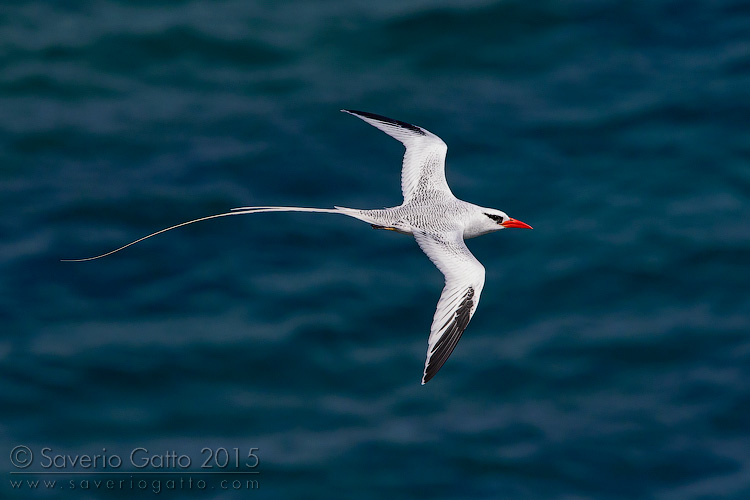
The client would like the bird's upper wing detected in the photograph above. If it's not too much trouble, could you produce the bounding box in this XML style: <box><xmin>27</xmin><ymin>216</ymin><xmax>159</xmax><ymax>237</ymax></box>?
<box><xmin>342</xmin><ymin>110</ymin><xmax>452</xmax><ymax>202</ymax></box>
<box><xmin>413</xmin><ymin>230</ymin><xmax>486</xmax><ymax>384</ymax></box>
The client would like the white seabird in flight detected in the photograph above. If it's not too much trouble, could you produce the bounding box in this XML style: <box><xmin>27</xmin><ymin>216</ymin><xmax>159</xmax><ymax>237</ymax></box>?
<box><xmin>66</xmin><ymin>110</ymin><xmax>532</xmax><ymax>384</ymax></box>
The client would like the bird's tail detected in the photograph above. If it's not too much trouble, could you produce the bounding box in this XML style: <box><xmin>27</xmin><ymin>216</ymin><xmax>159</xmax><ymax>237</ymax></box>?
<box><xmin>62</xmin><ymin>205</ymin><xmax>364</xmax><ymax>262</ymax></box>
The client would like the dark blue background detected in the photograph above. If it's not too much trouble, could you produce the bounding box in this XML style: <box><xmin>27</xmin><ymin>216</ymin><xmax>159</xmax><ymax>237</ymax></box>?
<box><xmin>2</xmin><ymin>1</ymin><xmax>749</xmax><ymax>499</ymax></box>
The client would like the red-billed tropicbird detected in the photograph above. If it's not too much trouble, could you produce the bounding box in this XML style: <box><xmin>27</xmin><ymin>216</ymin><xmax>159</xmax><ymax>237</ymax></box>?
<box><xmin>66</xmin><ymin>110</ymin><xmax>532</xmax><ymax>384</ymax></box>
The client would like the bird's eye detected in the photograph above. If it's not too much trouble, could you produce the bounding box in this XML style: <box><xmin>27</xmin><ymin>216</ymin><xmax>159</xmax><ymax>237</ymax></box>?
<box><xmin>485</xmin><ymin>213</ymin><xmax>504</xmax><ymax>224</ymax></box>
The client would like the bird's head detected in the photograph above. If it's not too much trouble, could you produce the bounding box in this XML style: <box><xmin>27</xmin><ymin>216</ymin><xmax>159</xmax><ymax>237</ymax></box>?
<box><xmin>482</xmin><ymin>209</ymin><xmax>533</xmax><ymax>230</ymax></box>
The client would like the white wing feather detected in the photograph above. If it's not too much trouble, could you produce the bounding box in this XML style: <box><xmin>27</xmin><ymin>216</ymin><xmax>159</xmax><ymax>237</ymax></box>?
<box><xmin>413</xmin><ymin>230</ymin><xmax>485</xmax><ymax>384</ymax></box>
<box><xmin>341</xmin><ymin>110</ymin><xmax>452</xmax><ymax>202</ymax></box>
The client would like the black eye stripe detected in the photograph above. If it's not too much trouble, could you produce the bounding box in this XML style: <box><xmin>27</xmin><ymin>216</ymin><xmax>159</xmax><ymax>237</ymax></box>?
<box><xmin>485</xmin><ymin>213</ymin><xmax>504</xmax><ymax>223</ymax></box>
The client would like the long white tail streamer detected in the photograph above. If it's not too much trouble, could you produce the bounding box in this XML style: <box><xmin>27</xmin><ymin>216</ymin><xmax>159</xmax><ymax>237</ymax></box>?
<box><xmin>62</xmin><ymin>206</ymin><xmax>345</xmax><ymax>262</ymax></box>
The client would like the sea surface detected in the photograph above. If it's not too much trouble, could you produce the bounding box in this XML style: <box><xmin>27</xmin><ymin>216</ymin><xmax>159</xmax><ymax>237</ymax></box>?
<box><xmin>1</xmin><ymin>1</ymin><xmax>749</xmax><ymax>499</ymax></box>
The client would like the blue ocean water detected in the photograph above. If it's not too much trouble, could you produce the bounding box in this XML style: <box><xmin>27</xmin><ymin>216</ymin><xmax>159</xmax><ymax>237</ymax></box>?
<box><xmin>1</xmin><ymin>1</ymin><xmax>749</xmax><ymax>498</ymax></box>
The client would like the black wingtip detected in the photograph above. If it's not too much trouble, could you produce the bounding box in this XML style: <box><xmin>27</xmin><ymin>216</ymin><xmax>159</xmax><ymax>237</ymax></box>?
<box><xmin>421</xmin><ymin>287</ymin><xmax>475</xmax><ymax>384</ymax></box>
<box><xmin>341</xmin><ymin>109</ymin><xmax>426</xmax><ymax>136</ymax></box>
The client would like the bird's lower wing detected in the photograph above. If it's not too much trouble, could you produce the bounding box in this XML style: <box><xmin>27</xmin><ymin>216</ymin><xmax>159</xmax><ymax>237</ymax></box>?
<box><xmin>413</xmin><ymin>230</ymin><xmax>486</xmax><ymax>384</ymax></box>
